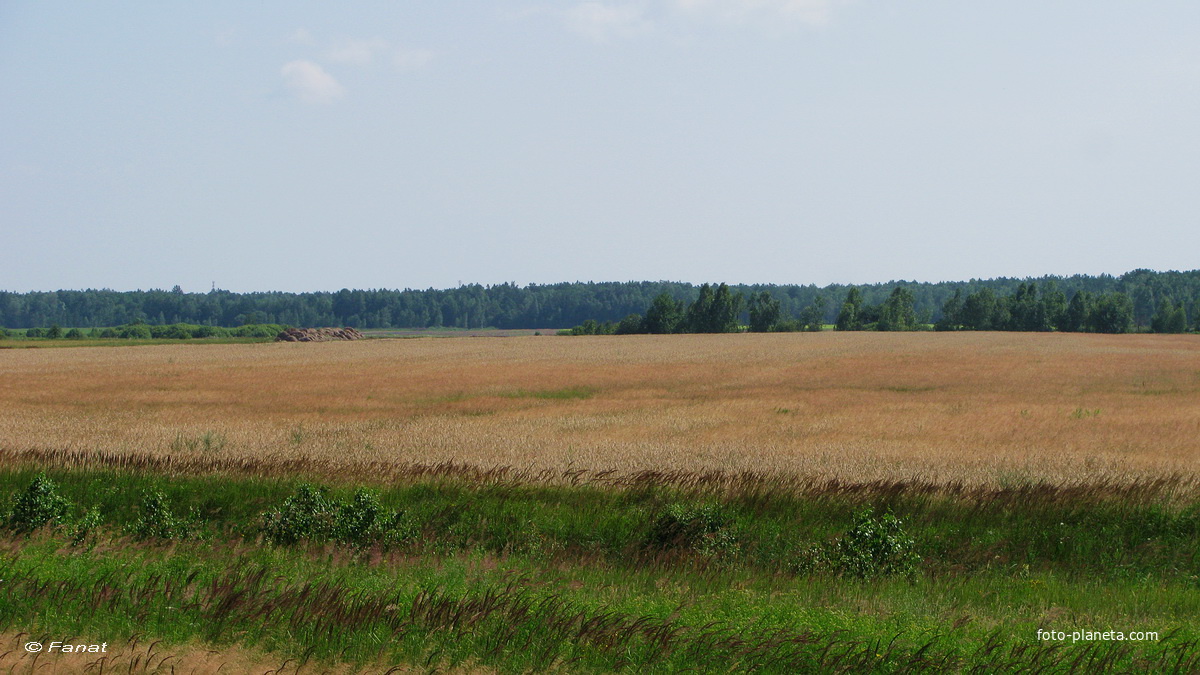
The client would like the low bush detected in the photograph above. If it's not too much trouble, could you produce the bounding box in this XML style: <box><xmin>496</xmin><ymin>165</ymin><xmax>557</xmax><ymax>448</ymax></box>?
<box><xmin>70</xmin><ymin>507</ymin><xmax>103</xmax><ymax>545</ymax></box>
<box><xmin>799</xmin><ymin>508</ymin><xmax>920</xmax><ymax>579</ymax></box>
<box><xmin>129</xmin><ymin>490</ymin><xmax>201</xmax><ymax>540</ymax></box>
<box><xmin>645</xmin><ymin>504</ymin><xmax>740</xmax><ymax>558</ymax></box>
<box><xmin>118</xmin><ymin>324</ymin><xmax>152</xmax><ymax>339</ymax></box>
<box><xmin>260</xmin><ymin>485</ymin><xmax>415</xmax><ymax>547</ymax></box>
<box><xmin>6</xmin><ymin>473</ymin><xmax>71</xmax><ymax>532</ymax></box>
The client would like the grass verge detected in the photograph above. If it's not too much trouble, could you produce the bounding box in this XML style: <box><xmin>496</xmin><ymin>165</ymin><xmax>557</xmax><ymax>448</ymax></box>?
<box><xmin>0</xmin><ymin>467</ymin><xmax>1196</xmax><ymax>672</ymax></box>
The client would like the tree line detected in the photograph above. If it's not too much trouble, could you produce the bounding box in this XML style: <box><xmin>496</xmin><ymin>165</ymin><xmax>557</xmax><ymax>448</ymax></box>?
<box><xmin>567</xmin><ymin>279</ymin><xmax>1193</xmax><ymax>335</ymax></box>
<box><xmin>1</xmin><ymin>269</ymin><xmax>1197</xmax><ymax>332</ymax></box>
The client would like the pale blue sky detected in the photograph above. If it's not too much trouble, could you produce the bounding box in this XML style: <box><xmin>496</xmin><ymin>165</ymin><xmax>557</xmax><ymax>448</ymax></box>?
<box><xmin>2</xmin><ymin>2</ymin><xmax>1198</xmax><ymax>292</ymax></box>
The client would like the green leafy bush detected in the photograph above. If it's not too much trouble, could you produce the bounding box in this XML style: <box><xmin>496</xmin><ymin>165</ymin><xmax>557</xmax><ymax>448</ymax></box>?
<box><xmin>70</xmin><ymin>507</ymin><xmax>103</xmax><ymax>545</ymax></box>
<box><xmin>118</xmin><ymin>324</ymin><xmax>152</xmax><ymax>339</ymax></box>
<box><xmin>799</xmin><ymin>508</ymin><xmax>920</xmax><ymax>579</ymax></box>
<box><xmin>129</xmin><ymin>490</ymin><xmax>200</xmax><ymax>540</ymax></box>
<box><xmin>7</xmin><ymin>473</ymin><xmax>71</xmax><ymax>532</ymax></box>
<box><xmin>231</xmin><ymin>324</ymin><xmax>287</xmax><ymax>338</ymax></box>
<box><xmin>152</xmin><ymin>324</ymin><xmax>195</xmax><ymax>339</ymax></box>
<box><xmin>261</xmin><ymin>485</ymin><xmax>337</xmax><ymax>545</ymax></box>
<box><xmin>260</xmin><ymin>485</ymin><xmax>414</xmax><ymax>547</ymax></box>
<box><xmin>645</xmin><ymin>504</ymin><xmax>740</xmax><ymax>557</ymax></box>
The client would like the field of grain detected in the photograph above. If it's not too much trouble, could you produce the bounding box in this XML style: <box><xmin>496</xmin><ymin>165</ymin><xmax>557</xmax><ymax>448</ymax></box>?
<box><xmin>1</xmin><ymin>332</ymin><xmax>1197</xmax><ymax>486</ymax></box>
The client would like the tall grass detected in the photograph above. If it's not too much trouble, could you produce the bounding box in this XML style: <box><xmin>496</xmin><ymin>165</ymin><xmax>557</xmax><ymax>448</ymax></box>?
<box><xmin>0</xmin><ymin>467</ymin><xmax>1197</xmax><ymax>671</ymax></box>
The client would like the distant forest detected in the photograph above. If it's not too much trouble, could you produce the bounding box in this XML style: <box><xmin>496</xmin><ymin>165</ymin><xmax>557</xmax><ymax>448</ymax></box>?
<box><xmin>1</xmin><ymin>269</ymin><xmax>1198</xmax><ymax>331</ymax></box>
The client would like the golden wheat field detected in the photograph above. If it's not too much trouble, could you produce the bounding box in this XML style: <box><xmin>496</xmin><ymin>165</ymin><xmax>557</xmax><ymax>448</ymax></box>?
<box><xmin>1</xmin><ymin>332</ymin><xmax>1198</xmax><ymax>487</ymax></box>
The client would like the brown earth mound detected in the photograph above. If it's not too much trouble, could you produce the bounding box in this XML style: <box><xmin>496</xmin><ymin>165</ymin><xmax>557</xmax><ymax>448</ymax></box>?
<box><xmin>275</xmin><ymin>327</ymin><xmax>365</xmax><ymax>342</ymax></box>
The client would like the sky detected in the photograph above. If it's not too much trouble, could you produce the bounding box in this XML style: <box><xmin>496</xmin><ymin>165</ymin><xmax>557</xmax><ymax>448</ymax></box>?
<box><xmin>2</xmin><ymin>1</ymin><xmax>1199</xmax><ymax>293</ymax></box>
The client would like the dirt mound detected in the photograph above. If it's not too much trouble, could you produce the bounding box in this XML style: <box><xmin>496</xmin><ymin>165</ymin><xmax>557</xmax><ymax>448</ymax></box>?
<box><xmin>275</xmin><ymin>327</ymin><xmax>365</xmax><ymax>342</ymax></box>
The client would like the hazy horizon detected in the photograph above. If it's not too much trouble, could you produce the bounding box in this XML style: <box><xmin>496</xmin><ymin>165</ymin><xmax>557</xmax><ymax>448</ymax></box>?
<box><xmin>4</xmin><ymin>265</ymin><xmax>1195</xmax><ymax>296</ymax></box>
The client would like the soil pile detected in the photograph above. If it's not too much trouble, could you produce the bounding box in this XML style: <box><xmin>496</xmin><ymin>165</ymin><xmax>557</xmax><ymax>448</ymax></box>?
<box><xmin>275</xmin><ymin>327</ymin><xmax>366</xmax><ymax>342</ymax></box>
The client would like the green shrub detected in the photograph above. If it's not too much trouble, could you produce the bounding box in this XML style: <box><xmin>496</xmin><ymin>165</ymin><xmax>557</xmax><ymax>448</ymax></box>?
<box><xmin>118</xmin><ymin>324</ymin><xmax>152</xmax><ymax>339</ymax></box>
<box><xmin>261</xmin><ymin>484</ymin><xmax>338</xmax><ymax>545</ymax></box>
<box><xmin>99</xmin><ymin>327</ymin><xmax>118</xmax><ymax>338</ymax></box>
<box><xmin>64</xmin><ymin>328</ymin><xmax>85</xmax><ymax>339</ymax></box>
<box><xmin>645</xmin><ymin>504</ymin><xmax>740</xmax><ymax>557</ymax></box>
<box><xmin>129</xmin><ymin>490</ymin><xmax>199</xmax><ymax>540</ymax></box>
<box><xmin>7</xmin><ymin>473</ymin><xmax>72</xmax><ymax>532</ymax></box>
<box><xmin>567</xmin><ymin>319</ymin><xmax>618</xmax><ymax>336</ymax></box>
<box><xmin>260</xmin><ymin>485</ymin><xmax>414</xmax><ymax>547</ymax></box>
<box><xmin>70</xmin><ymin>507</ymin><xmax>103</xmax><ymax>546</ymax></box>
<box><xmin>152</xmin><ymin>324</ymin><xmax>194</xmax><ymax>339</ymax></box>
<box><xmin>799</xmin><ymin>508</ymin><xmax>920</xmax><ymax>579</ymax></box>
<box><xmin>46</xmin><ymin>324</ymin><xmax>63</xmax><ymax>339</ymax></box>
<box><xmin>25</xmin><ymin>327</ymin><xmax>45</xmax><ymax>338</ymax></box>
<box><xmin>833</xmin><ymin>509</ymin><xmax>919</xmax><ymax>578</ymax></box>
<box><xmin>0</xmin><ymin>328</ymin><xmax>9</xmax><ymax>339</ymax></box>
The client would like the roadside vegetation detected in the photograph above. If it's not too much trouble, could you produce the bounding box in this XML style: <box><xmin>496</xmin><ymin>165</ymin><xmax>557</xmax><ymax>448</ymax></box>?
<box><xmin>0</xmin><ymin>466</ymin><xmax>1197</xmax><ymax>672</ymax></box>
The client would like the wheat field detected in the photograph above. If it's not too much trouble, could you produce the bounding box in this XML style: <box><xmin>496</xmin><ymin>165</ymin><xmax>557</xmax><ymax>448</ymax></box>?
<box><xmin>1</xmin><ymin>332</ymin><xmax>1197</xmax><ymax>487</ymax></box>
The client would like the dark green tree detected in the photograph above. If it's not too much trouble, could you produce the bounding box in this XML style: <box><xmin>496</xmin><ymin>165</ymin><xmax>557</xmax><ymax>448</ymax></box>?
<box><xmin>835</xmin><ymin>288</ymin><xmax>863</xmax><ymax>331</ymax></box>
<box><xmin>1041</xmin><ymin>281</ymin><xmax>1068</xmax><ymax>329</ymax></box>
<box><xmin>1150</xmin><ymin>299</ymin><xmax>1188</xmax><ymax>334</ymax></box>
<box><xmin>1087</xmin><ymin>292</ymin><xmax>1135</xmax><ymax>334</ymax></box>
<box><xmin>747</xmin><ymin>292</ymin><xmax>781</xmax><ymax>333</ymax></box>
<box><xmin>615</xmin><ymin>313</ymin><xmax>645</xmax><ymax>335</ymax></box>
<box><xmin>643</xmin><ymin>293</ymin><xmax>685</xmax><ymax>334</ymax></box>
<box><xmin>684</xmin><ymin>283</ymin><xmax>743</xmax><ymax>333</ymax></box>
<box><xmin>684</xmin><ymin>284</ymin><xmax>715</xmax><ymax>333</ymax></box>
<box><xmin>960</xmin><ymin>289</ymin><xmax>997</xmax><ymax>330</ymax></box>
<box><xmin>935</xmin><ymin>289</ymin><xmax>963</xmax><ymax>331</ymax></box>
<box><xmin>1061</xmin><ymin>291</ymin><xmax>1093</xmax><ymax>332</ymax></box>
<box><xmin>1008</xmin><ymin>283</ymin><xmax>1050</xmax><ymax>331</ymax></box>
<box><xmin>799</xmin><ymin>295</ymin><xmax>828</xmax><ymax>332</ymax></box>
<box><xmin>876</xmin><ymin>287</ymin><xmax>918</xmax><ymax>331</ymax></box>
<box><xmin>708</xmin><ymin>283</ymin><xmax>744</xmax><ymax>333</ymax></box>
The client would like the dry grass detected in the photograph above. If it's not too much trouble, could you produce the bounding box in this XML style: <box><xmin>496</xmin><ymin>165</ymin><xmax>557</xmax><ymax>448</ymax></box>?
<box><xmin>0</xmin><ymin>332</ymin><xmax>1197</xmax><ymax>487</ymax></box>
